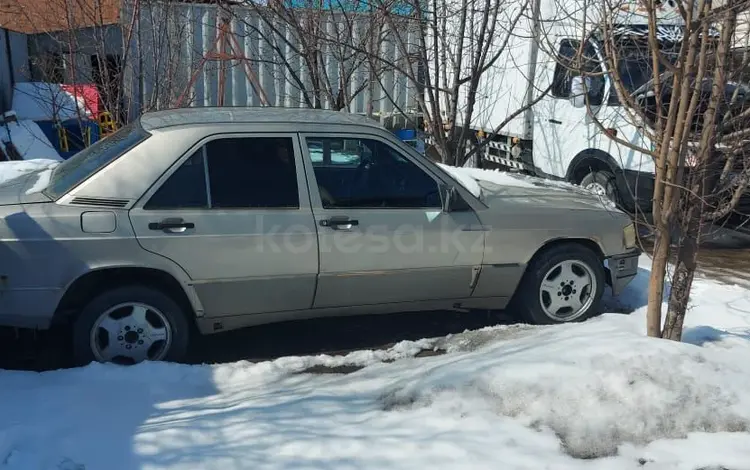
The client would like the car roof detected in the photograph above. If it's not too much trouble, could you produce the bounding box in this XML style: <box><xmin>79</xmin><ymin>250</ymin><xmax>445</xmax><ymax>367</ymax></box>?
<box><xmin>139</xmin><ymin>107</ymin><xmax>385</xmax><ymax>132</ymax></box>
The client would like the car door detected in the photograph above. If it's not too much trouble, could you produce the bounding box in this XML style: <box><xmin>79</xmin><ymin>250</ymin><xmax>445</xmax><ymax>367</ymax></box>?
<box><xmin>129</xmin><ymin>133</ymin><xmax>319</xmax><ymax>317</ymax></box>
<box><xmin>298</xmin><ymin>133</ymin><xmax>485</xmax><ymax>309</ymax></box>
<box><xmin>532</xmin><ymin>37</ymin><xmax>606</xmax><ymax>178</ymax></box>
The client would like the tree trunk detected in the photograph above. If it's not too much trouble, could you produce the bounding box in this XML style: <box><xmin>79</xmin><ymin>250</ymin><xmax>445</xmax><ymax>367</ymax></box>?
<box><xmin>646</xmin><ymin>224</ymin><xmax>670</xmax><ymax>337</ymax></box>
<box><xmin>662</xmin><ymin>180</ymin><xmax>702</xmax><ymax>341</ymax></box>
<box><xmin>437</xmin><ymin>143</ymin><xmax>454</xmax><ymax>165</ymax></box>
<box><xmin>661</xmin><ymin>238</ymin><xmax>698</xmax><ymax>341</ymax></box>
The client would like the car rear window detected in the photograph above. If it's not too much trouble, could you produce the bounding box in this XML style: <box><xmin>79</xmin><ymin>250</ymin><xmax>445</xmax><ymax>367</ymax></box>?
<box><xmin>44</xmin><ymin>120</ymin><xmax>150</xmax><ymax>199</ymax></box>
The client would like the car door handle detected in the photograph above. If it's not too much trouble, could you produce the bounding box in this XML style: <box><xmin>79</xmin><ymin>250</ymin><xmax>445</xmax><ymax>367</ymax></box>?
<box><xmin>148</xmin><ymin>218</ymin><xmax>195</xmax><ymax>233</ymax></box>
<box><xmin>320</xmin><ymin>216</ymin><xmax>359</xmax><ymax>230</ymax></box>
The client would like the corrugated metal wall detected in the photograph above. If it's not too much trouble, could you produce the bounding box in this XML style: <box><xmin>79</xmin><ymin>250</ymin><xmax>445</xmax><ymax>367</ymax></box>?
<box><xmin>122</xmin><ymin>1</ymin><xmax>419</xmax><ymax>119</ymax></box>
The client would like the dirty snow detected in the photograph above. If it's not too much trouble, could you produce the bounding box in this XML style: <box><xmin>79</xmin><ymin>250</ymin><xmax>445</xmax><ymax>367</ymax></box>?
<box><xmin>2</xmin><ymin>255</ymin><xmax>750</xmax><ymax>469</ymax></box>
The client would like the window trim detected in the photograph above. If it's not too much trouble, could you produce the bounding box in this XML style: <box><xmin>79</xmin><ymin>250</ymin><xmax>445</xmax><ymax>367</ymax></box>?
<box><xmin>298</xmin><ymin>132</ymin><xmax>446</xmax><ymax>211</ymax></box>
<box><xmin>551</xmin><ymin>38</ymin><xmax>579</xmax><ymax>99</ymax></box>
<box><xmin>136</xmin><ymin>132</ymin><xmax>309</xmax><ymax>212</ymax></box>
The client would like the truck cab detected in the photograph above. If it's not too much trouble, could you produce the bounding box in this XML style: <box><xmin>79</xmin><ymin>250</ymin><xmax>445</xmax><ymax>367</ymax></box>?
<box><xmin>476</xmin><ymin>0</ymin><xmax>728</xmax><ymax>216</ymax></box>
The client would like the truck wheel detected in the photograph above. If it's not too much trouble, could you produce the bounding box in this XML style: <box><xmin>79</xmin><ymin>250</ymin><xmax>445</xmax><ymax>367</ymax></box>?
<box><xmin>72</xmin><ymin>285</ymin><xmax>190</xmax><ymax>366</ymax></box>
<box><xmin>580</xmin><ymin>170</ymin><xmax>618</xmax><ymax>205</ymax></box>
<box><xmin>513</xmin><ymin>244</ymin><xmax>606</xmax><ymax>325</ymax></box>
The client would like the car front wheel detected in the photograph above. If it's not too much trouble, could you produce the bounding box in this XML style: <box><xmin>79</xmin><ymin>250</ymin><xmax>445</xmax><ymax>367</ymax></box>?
<box><xmin>580</xmin><ymin>170</ymin><xmax>618</xmax><ymax>205</ymax></box>
<box><xmin>514</xmin><ymin>244</ymin><xmax>606</xmax><ymax>325</ymax></box>
<box><xmin>72</xmin><ymin>286</ymin><xmax>190</xmax><ymax>366</ymax></box>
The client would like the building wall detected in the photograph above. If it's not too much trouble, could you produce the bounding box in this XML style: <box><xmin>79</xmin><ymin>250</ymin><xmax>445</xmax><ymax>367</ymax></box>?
<box><xmin>122</xmin><ymin>1</ymin><xmax>419</xmax><ymax>121</ymax></box>
<box><xmin>0</xmin><ymin>28</ymin><xmax>30</xmax><ymax>112</ymax></box>
<box><xmin>27</xmin><ymin>24</ymin><xmax>123</xmax><ymax>85</ymax></box>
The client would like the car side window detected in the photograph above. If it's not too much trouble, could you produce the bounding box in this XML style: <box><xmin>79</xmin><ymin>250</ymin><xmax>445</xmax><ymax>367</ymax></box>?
<box><xmin>304</xmin><ymin>136</ymin><xmax>441</xmax><ymax>209</ymax></box>
<box><xmin>307</xmin><ymin>138</ymin><xmax>370</xmax><ymax>167</ymax></box>
<box><xmin>145</xmin><ymin>136</ymin><xmax>299</xmax><ymax>210</ymax></box>
<box><xmin>145</xmin><ymin>150</ymin><xmax>208</xmax><ymax>209</ymax></box>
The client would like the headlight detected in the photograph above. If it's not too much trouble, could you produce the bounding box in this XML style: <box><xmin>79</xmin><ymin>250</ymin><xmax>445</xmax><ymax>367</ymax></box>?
<box><xmin>623</xmin><ymin>222</ymin><xmax>637</xmax><ymax>249</ymax></box>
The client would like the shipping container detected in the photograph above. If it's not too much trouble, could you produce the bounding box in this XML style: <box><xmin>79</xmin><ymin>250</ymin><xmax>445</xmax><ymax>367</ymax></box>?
<box><xmin>121</xmin><ymin>1</ymin><xmax>420</xmax><ymax>121</ymax></box>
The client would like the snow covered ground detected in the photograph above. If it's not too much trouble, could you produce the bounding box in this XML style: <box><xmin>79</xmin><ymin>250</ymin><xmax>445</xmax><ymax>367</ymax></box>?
<box><xmin>2</xmin><ymin>256</ymin><xmax>750</xmax><ymax>470</ymax></box>
<box><xmin>1</xmin><ymin>161</ymin><xmax>750</xmax><ymax>469</ymax></box>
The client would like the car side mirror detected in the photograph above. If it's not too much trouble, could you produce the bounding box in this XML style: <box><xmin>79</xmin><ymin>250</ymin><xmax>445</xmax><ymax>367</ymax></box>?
<box><xmin>439</xmin><ymin>184</ymin><xmax>457</xmax><ymax>213</ymax></box>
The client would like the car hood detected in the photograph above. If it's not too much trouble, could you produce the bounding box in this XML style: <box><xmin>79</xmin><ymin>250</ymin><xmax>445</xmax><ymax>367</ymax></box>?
<box><xmin>473</xmin><ymin>173</ymin><xmax>617</xmax><ymax>212</ymax></box>
<box><xmin>0</xmin><ymin>169</ymin><xmax>54</xmax><ymax>206</ymax></box>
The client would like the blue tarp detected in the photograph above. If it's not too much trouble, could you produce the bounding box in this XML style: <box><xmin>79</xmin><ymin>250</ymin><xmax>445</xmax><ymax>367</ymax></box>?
<box><xmin>35</xmin><ymin>120</ymin><xmax>101</xmax><ymax>160</ymax></box>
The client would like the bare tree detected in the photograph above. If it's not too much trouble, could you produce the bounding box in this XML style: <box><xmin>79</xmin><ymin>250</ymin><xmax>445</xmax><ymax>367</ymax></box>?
<box><xmin>1</xmin><ymin>0</ymin><xmax>201</xmax><ymax>128</ymax></box>
<box><xmin>567</xmin><ymin>0</ymin><xmax>750</xmax><ymax>340</ymax></box>
<box><xmin>224</xmin><ymin>0</ymin><xmax>390</xmax><ymax>111</ymax></box>
<box><xmin>121</xmin><ymin>0</ymin><xmax>204</xmax><ymax>117</ymax></box>
<box><xmin>345</xmin><ymin>0</ymin><xmax>553</xmax><ymax>165</ymax></box>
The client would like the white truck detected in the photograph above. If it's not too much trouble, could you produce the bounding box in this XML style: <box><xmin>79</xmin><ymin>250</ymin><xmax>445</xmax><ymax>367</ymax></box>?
<box><xmin>459</xmin><ymin>0</ymin><xmax>725</xmax><ymax>215</ymax></box>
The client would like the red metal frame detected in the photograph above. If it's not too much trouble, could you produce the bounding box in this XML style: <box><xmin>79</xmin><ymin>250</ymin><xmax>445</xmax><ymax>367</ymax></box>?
<box><xmin>176</xmin><ymin>15</ymin><xmax>270</xmax><ymax>108</ymax></box>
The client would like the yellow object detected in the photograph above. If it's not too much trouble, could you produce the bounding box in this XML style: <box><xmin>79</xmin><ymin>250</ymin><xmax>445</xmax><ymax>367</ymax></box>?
<box><xmin>511</xmin><ymin>136</ymin><xmax>520</xmax><ymax>144</ymax></box>
<box><xmin>57</xmin><ymin>124</ymin><xmax>69</xmax><ymax>152</ymax></box>
<box><xmin>98</xmin><ymin>112</ymin><xmax>116</xmax><ymax>136</ymax></box>
<box><xmin>477</xmin><ymin>129</ymin><xmax>485</xmax><ymax>139</ymax></box>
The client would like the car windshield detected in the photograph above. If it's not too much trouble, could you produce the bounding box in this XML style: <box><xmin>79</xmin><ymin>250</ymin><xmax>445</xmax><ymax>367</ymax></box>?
<box><xmin>44</xmin><ymin>120</ymin><xmax>150</xmax><ymax>199</ymax></box>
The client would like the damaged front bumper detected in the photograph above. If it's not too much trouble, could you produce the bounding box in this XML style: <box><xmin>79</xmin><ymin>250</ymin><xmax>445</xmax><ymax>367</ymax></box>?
<box><xmin>607</xmin><ymin>248</ymin><xmax>641</xmax><ymax>296</ymax></box>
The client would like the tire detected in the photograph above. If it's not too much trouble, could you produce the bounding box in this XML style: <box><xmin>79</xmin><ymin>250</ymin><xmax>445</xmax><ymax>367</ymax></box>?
<box><xmin>512</xmin><ymin>244</ymin><xmax>606</xmax><ymax>325</ymax></box>
<box><xmin>580</xmin><ymin>170</ymin><xmax>618</xmax><ymax>205</ymax></box>
<box><xmin>72</xmin><ymin>285</ymin><xmax>190</xmax><ymax>366</ymax></box>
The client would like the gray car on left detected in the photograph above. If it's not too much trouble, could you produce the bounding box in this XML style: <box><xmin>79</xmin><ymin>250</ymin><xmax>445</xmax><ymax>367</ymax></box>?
<box><xmin>0</xmin><ymin>107</ymin><xmax>639</xmax><ymax>366</ymax></box>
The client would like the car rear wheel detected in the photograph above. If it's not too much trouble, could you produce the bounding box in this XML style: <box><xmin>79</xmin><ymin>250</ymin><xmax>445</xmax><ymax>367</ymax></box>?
<box><xmin>72</xmin><ymin>286</ymin><xmax>190</xmax><ymax>366</ymax></box>
<box><xmin>514</xmin><ymin>244</ymin><xmax>606</xmax><ymax>325</ymax></box>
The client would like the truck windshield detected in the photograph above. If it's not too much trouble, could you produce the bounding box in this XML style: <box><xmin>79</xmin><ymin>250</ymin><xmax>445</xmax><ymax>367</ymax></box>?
<box><xmin>612</xmin><ymin>40</ymin><xmax>679</xmax><ymax>97</ymax></box>
<box><xmin>44</xmin><ymin>120</ymin><xmax>150</xmax><ymax>200</ymax></box>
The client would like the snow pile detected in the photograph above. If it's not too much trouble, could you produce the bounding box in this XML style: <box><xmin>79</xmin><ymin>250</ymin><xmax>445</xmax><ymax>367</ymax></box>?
<box><xmin>458</xmin><ymin>166</ymin><xmax>541</xmax><ymax>190</ymax></box>
<box><xmin>1</xmin><ymin>119</ymin><xmax>62</xmax><ymax>162</ymax></box>
<box><xmin>438</xmin><ymin>163</ymin><xmax>532</xmax><ymax>196</ymax></box>
<box><xmin>12</xmin><ymin>83</ymin><xmax>91</xmax><ymax>122</ymax></box>
<box><xmin>439</xmin><ymin>164</ymin><xmax>618</xmax><ymax>209</ymax></box>
<box><xmin>3</xmin><ymin>256</ymin><xmax>750</xmax><ymax>469</ymax></box>
<box><xmin>0</xmin><ymin>159</ymin><xmax>59</xmax><ymax>187</ymax></box>
<box><xmin>381</xmin><ymin>320</ymin><xmax>750</xmax><ymax>459</ymax></box>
